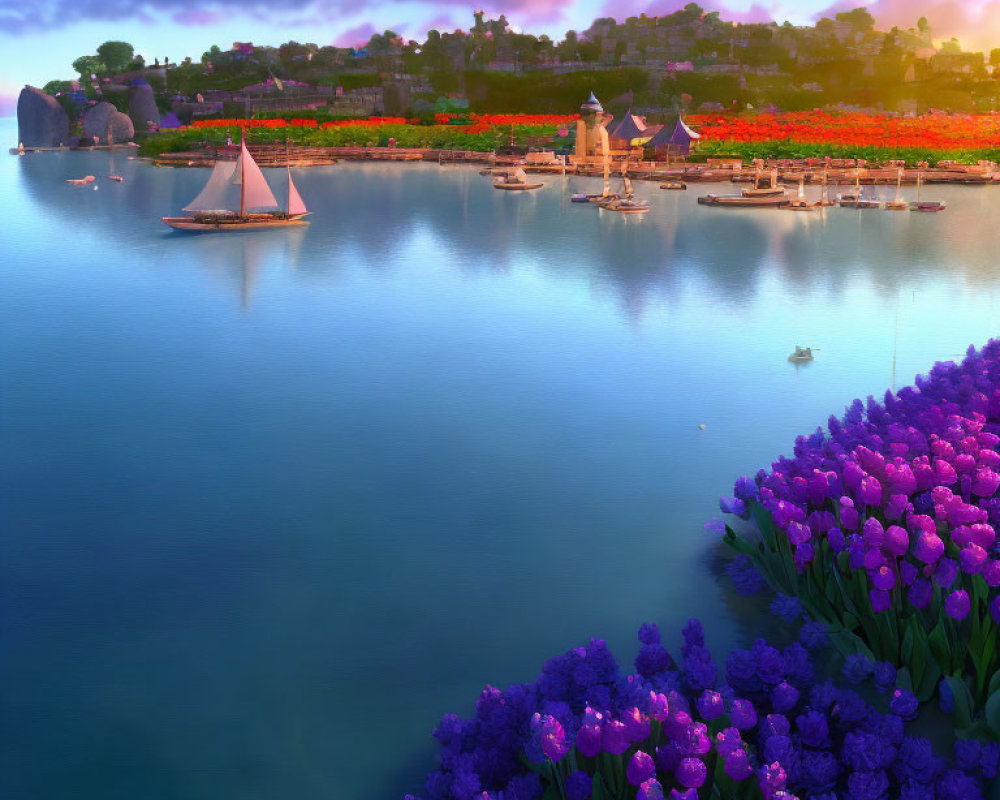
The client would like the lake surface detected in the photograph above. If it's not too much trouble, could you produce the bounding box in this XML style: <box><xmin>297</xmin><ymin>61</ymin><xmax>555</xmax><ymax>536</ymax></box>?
<box><xmin>3</xmin><ymin>120</ymin><xmax>1000</xmax><ymax>799</ymax></box>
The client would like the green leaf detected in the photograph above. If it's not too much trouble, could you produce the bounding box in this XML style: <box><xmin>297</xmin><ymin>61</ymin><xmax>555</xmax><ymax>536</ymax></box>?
<box><xmin>916</xmin><ymin>660</ymin><xmax>942</xmax><ymax>703</ymax></box>
<box><xmin>928</xmin><ymin>619</ymin><xmax>951</xmax><ymax>673</ymax></box>
<box><xmin>896</xmin><ymin>666</ymin><xmax>914</xmax><ymax>693</ymax></box>
<box><xmin>986</xmin><ymin>688</ymin><xmax>1000</xmax><ymax>735</ymax></box>
<box><xmin>987</xmin><ymin>667</ymin><xmax>1000</xmax><ymax>700</ymax></box>
<box><xmin>945</xmin><ymin>675</ymin><xmax>975</xmax><ymax>730</ymax></box>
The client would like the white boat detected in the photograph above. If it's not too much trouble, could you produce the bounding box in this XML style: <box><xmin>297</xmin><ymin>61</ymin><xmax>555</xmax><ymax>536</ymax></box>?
<box><xmin>162</xmin><ymin>132</ymin><xmax>310</xmax><ymax>231</ymax></box>
<box><xmin>493</xmin><ymin>167</ymin><xmax>542</xmax><ymax>190</ymax></box>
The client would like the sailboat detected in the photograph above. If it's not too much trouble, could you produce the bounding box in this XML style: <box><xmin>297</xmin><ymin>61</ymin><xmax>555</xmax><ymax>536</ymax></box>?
<box><xmin>162</xmin><ymin>132</ymin><xmax>310</xmax><ymax>231</ymax></box>
<box><xmin>910</xmin><ymin>170</ymin><xmax>946</xmax><ymax>212</ymax></box>
<box><xmin>599</xmin><ymin>164</ymin><xmax>649</xmax><ymax>214</ymax></box>
<box><xmin>839</xmin><ymin>166</ymin><xmax>880</xmax><ymax>208</ymax></box>
<box><xmin>784</xmin><ymin>176</ymin><xmax>819</xmax><ymax>210</ymax></box>
<box><xmin>573</xmin><ymin>126</ymin><xmax>619</xmax><ymax>204</ymax></box>
<box><xmin>884</xmin><ymin>168</ymin><xmax>908</xmax><ymax>210</ymax></box>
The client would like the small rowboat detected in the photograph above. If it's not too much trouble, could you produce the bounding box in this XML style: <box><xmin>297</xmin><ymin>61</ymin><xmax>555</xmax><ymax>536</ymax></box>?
<box><xmin>789</xmin><ymin>346</ymin><xmax>814</xmax><ymax>363</ymax></box>
<box><xmin>108</xmin><ymin>175</ymin><xmax>124</xmax><ymax>182</ymax></box>
<box><xmin>494</xmin><ymin>180</ymin><xmax>542</xmax><ymax>191</ymax></box>
<box><xmin>660</xmin><ymin>181</ymin><xmax>687</xmax><ymax>190</ymax></box>
<box><xmin>601</xmin><ymin>196</ymin><xmax>650</xmax><ymax>214</ymax></box>
<box><xmin>67</xmin><ymin>175</ymin><xmax>96</xmax><ymax>186</ymax></box>
<box><xmin>912</xmin><ymin>201</ymin><xmax>946</xmax><ymax>212</ymax></box>
<box><xmin>493</xmin><ymin>168</ymin><xmax>542</xmax><ymax>191</ymax></box>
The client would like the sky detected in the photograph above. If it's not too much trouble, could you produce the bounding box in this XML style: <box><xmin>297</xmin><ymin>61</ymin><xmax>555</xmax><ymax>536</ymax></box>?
<box><xmin>4</xmin><ymin>0</ymin><xmax>1000</xmax><ymax>115</ymax></box>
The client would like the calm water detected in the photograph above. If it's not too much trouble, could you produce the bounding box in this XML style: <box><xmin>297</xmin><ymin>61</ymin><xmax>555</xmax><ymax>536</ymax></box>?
<box><xmin>3</xmin><ymin>119</ymin><xmax>1000</xmax><ymax>799</ymax></box>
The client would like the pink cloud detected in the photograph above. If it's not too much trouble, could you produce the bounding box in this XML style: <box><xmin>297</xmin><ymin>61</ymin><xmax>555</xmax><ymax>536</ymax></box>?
<box><xmin>814</xmin><ymin>0</ymin><xmax>1000</xmax><ymax>52</ymax></box>
<box><xmin>171</xmin><ymin>8</ymin><xmax>220</xmax><ymax>25</ymax></box>
<box><xmin>0</xmin><ymin>93</ymin><xmax>17</xmax><ymax>117</ymax></box>
<box><xmin>599</xmin><ymin>0</ymin><xmax>789</xmax><ymax>24</ymax></box>
<box><xmin>332</xmin><ymin>22</ymin><xmax>376</xmax><ymax>48</ymax></box>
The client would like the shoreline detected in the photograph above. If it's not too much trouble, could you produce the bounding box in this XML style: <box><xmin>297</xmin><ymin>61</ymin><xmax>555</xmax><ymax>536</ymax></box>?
<box><xmin>15</xmin><ymin>142</ymin><xmax>1000</xmax><ymax>185</ymax></box>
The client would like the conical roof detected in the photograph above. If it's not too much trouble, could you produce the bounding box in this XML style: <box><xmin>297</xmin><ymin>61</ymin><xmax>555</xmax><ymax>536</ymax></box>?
<box><xmin>608</xmin><ymin>108</ymin><xmax>647</xmax><ymax>144</ymax></box>
<box><xmin>580</xmin><ymin>91</ymin><xmax>603</xmax><ymax>114</ymax></box>
<box><xmin>670</xmin><ymin>114</ymin><xmax>700</xmax><ymax>144</ymax></box>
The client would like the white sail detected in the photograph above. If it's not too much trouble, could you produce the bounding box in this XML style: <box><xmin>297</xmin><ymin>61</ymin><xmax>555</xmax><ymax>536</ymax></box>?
<box><xmin>184</xmin><ymin>160</ymin><xmax>239</xmax><ymax>213</ymax></box>
<box><xmin>231</xmin><ymin>138</ymin><xmax>279</xmax><ymax>212</ymax></box>
<box><xmin>286</xmin><ymin>167</ymin><xmax>307</xmax><ymax>216</ymax></box>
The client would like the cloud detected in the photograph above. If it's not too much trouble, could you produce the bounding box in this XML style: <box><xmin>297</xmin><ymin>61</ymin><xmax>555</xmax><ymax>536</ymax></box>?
<box><xmin>332</xmin><ymin>22</ymin><xmax>376</xmax><ymax>48</ymax></box>
<box><xmin>814</xmin><ymin>0</ymin><xmax>1000</xmax><ymax>52</ymax></box>
<box><xmin>172</xmin><ymin>8</ymin><xmax>220</xmax><ymax>25</ymax></box>
<box><xmin>0</xmin><ymin>0</ymin><xmax>571</xmax><ymax>34</ymax></box>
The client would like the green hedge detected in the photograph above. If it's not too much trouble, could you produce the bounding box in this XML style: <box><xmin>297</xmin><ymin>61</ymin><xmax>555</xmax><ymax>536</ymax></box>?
<box><xmin>690</xmin><ymin>139</ymin><xmax>1000</xmax><ymax>166</ymax></box>
<box><xmin>139</xmin><ymin>123</ymin><xmax>562</xmax><ymax>156</ymax></box>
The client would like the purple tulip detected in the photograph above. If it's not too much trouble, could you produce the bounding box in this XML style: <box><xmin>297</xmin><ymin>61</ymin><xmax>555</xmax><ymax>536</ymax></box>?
<box><xmin>724</xmin><ymin>748</ymin><xmax>753</xmax><ymax>780</ymax></box>
<box><xmin>890</xmin><ymin>689</ymin><xmax>919</xmax><ymax>719</ymax></box>
<box><xmin>870</xmin><ymin>565</ymin><xmax>895</xmax><ymax>591</ymax></box>
<box><xmin>730</xmin><ymin>699</ymin><xmax>757</xmax><ymax>730</ymax></box>
<box><xmin>675</xmin><ymin>757</ymin><xmax>707</xmax><ymax>789</ymax></box>
<box><xmin>908</xmin><ymin>578</ymin><xmax>933</xmax><ymax>610</ymax></box>
<box><xmin>933</xmin><ymin>557</ymin><xmax>959</xmax><ymax>587</ymax></box>
<box><xmin>960</xmin><ymin>544</ymin><xmax>987</xmax><ymax>575</ymax></box>
<box><xmin>649</xmin><ymin>692</ymin><xmax>669</xmax><ymax>722</ymax></box>
<box><xmin>538</xmin><ymin>715</ymin><xmax>568</xmax><ymax>761</ymax></box>
<box><xmin>827</xmin><ymin>526</ymin><xmax>845</xmax><ymax>552</ymax></box>
<box><xmin>696</xmin><ymin>690</ymin><xmax>724</xmax><ymax>721</ymax></box>
<box><xmin>758</xmin><ymin>762</ymin><xmax>787</xmax><ymax>799</ymax></box>
<box><xmin>900</xmin><ymin>560</ymin><xmax>918</xmax><ymax>586</ymax></box>
<box><xmin>839</xmin><ymin>497</ymin><xmax>859</xmax><ymax>530</ymax></box>
<box><xmin>627</xmin><ymin>750</ymin><xmax>656</xmax><ymax>786</ymax></box>
<box><xmin>714</xmin><ymin>727</ymin><xmax>743</xmax><ymax>757</ymax></box>
<box><xmin>859</xmin><ymin>475</ymin><xmax>883</xmax><ymax>506</ymax></box>
<box><xmin>770</xmin><ymin>681</ymin><xmax>799</xmax><ymax>714</ymax></box>
<box><xmin>870</xmin><ymin>588</ymin><xmax>891</xmax><ymax>613</ymax></box>
<box><xmin>884</xmin><ymin>524</ymin><xmax>909</xmax><ymax>556</ymax></box>
<box><xmin>602</xmin><ymin>719</ymin><xmax>629</xmax><ymax>755</ymax></box>
<box><xmin>637</xmin><ymin>778</ymin><xmax>664</xmax><ymax>800</ymax></box>
<box><xmin>886</xmin><ymin>493</ymin><xmax>910</xmax><ymax>521</ymax></box>
<box><xmin>945</xmin><ymin>590</ymin><xmax>970</xmax><ymax>621</ymax></box>
<box><xmin>914</xmin><ymin>532</ymin><xmax>945</xmax><ymax>564</ymax></box>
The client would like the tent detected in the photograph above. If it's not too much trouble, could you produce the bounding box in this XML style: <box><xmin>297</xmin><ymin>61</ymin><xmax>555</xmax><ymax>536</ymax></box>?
<box><xmin>607</xmin><ymin>108</ymin><xmax>647</xmax><ymax>146</ymax></box>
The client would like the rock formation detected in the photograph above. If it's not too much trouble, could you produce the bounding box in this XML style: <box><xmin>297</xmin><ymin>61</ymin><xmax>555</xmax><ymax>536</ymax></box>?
<box><xmin>17</xmin><ymin>86</ymin><xmax>70</xmax><ymax>148</ymax></box>
<box><xmin>81</xmin><ymin>102</ymin><xmax>134</xmax><ymax>142</ymax></box>
<box><xmin>128</xmin><ymin>79</ymin><xmax>160</xmax><ymax>132</ymax></box>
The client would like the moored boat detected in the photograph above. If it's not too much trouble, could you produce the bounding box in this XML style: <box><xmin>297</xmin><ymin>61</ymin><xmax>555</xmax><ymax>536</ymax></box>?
<box><xmin>788</xmin><ymin>346</ymin><xmax>814</xmax><ymax>363</ymax></box>
<box><xmin>162</xmin><ymin>132</ymin><xmax>310</xmax><ymax>231</ymax></box>
<box><xmin>909</xmin><ymin>171</ymin><xmax>945</xmax><ymax>212</ymax></box>
<box><xmin>493</xmin><ymin>168</ymin><xmax>542</xmax><ymax>190</ymax></box>
<box><xmin>660</xmin><ymin>181</ymin><xmax>687</xmax><ymax>190</ymax></box>
<box><xmin>698</xmin><ymin>193</ymin><xmax>788</xmax><ymax>208</ymax></box>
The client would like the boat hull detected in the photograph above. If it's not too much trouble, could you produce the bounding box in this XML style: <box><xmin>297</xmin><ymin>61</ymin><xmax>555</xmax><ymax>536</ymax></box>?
<box><xmin>698</xmin><ymin>194</ymin><xmax>788</xmax><ymax>208</ymax></box>
<box><xmin>493</xmin><ymin>182</ymin><xmax>543</xmax><ymax>190</ymax></box>
<box><xmin>162</xmin><ymin>216</ymin><xmax>310</xmax><ymax>231</ymax></box>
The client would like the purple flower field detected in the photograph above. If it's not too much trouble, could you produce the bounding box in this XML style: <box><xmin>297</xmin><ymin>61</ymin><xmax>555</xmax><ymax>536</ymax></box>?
<box><xmin>407</xmin><ymin>341</ymin><xmax>1000</xmax><ymax>799</ymax></box>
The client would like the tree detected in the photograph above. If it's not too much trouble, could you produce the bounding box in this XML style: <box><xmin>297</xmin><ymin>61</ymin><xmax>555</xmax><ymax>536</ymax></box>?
<box><xmin>990</xmin><ymin>48</ymin><xmax>1000</xmax><ymax>68</ymax></box>
<box><xmin>72</xmin><ymin>55</ymin><xmax>106</xmax><ymax>78</ymax></box>
<box><xmin>835</xmin><ymin>8</ymin><xmax>875</xmax><ymax>33</ymax></box>
<box><xmin>96</xmin><ymin>41</ymin><xmax>135</xmax><ymax>74</ymax></box>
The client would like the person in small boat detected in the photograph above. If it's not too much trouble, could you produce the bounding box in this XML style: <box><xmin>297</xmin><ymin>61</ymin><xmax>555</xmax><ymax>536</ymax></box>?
<box><xmin>792</xmin><ymin>346</ymin><xmax>812</xmax><ymax>359</ymax></box>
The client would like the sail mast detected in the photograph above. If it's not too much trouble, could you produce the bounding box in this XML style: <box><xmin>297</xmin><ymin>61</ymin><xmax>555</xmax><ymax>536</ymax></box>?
<box><xmin>240</xmin><ymin>129</ymin><xmax>246</xmax><ymax>216</ymax></box>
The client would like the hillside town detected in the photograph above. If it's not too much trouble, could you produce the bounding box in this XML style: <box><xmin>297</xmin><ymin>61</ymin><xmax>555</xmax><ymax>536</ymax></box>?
<box><xmin>19</xmin><ymin>3</ymin><xmax>1000</xmax><ymax>144</ymax></box>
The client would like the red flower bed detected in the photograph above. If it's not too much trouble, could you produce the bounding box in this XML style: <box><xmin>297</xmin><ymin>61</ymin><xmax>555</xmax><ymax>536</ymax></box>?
<box><xmin>684</xmin><ymin>112</ymin><xmax>1000</xmax><ymax>151</ymax></box>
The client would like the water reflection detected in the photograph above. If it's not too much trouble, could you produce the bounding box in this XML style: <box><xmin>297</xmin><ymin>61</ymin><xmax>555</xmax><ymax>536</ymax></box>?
<box><xmin>16</xmin><ymin>157</ymin><xmax>1000</xmax><ymax>316</ymax></box>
